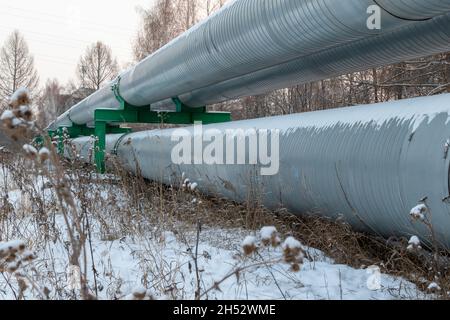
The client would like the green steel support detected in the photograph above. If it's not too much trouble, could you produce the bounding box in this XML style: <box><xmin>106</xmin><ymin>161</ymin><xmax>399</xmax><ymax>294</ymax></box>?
<box><xmin>172</xmin><ymin>97</ymin><xmax>206</xmax><ymax>113</ymax></box>
<box><xmin>92</xmin><ymin>101</ymin><xmax>230</xmax><ymax>173</ymax></box>
<box><xmin>33</xmin><ymin>135</ymin><xmax>44</xmax><ymax>149</ymax></box>
<box><xmin>52</xmin><ymin>124</ymin><xmax>130</xmax><ymax>157</ymax></box>
<box><xmin>95</xmin><ymin>121</ymin><xmax>107</xmax><ymax>173</ymax></box>
<box><xmin>56</xmin><ymin>127</ymin><xmax>65</xmax><ymax>155</ymax></box>
<box><xmin>66</xmin><ymin>124</ymin><xmax>95</xmax><ymax>137</ymax></box>
<box><xmin>51</xmin><ymin>94</ymin><xmax>231</xmax><ymax>174</ymax></box>
<box><xmin>94</xmin><ymin>101</ymin><xmax>230</xmax><ymax>125</ymax></box>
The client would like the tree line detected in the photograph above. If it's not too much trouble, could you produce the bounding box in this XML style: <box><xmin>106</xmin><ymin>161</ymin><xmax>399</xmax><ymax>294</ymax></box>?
<box><xmin>0</xmin><ymin>30</ymin><xmax>118</xmax><ymax>127</ymax></box>
<box><xmin>0</xmin><ymin>0</ymin><xmax>449</xmax><ymax>128</ymax></box>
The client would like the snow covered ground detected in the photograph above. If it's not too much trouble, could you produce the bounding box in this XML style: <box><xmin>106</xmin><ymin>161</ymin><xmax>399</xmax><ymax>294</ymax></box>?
<box><xmin>0</xmin><ymin>165</ymin><xmax>429</xmax><ymax>300</ymax></box>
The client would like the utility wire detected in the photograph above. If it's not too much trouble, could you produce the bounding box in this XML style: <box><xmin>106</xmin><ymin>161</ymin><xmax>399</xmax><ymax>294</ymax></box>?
<box><xmin>1</xmin><ymin>3</ymin><xmax>140</xmax><ymax>34</ymax></box>
<box><xmin>0</xmin><ymin>7</ymin><xmax>137</xmax><ymax>37</ymax></box>
<box><xmin>0</xmin><ymin>26</ymin><xmax>132</xmax><ymax>55</ymax></box>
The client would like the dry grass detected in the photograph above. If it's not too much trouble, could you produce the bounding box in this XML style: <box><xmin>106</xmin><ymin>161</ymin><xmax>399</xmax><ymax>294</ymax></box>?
<box><xmin>1</xmin><ymin>144</ymin><xmax>446</xmax><ymax>299</ymax></box>
<box><xmin>98</xmin><ymin>156</ymin><xmax>450</xmax><ymax>298</ymax></box>
<box><xmin>0</xmin><ymin>148</ymin><xmax>307</xmax><ymax>299</ymax></box>
<box><xmin>1</xmin><ymin>88</ymin><xmax>448</xmax><ymax>300</ymax></box>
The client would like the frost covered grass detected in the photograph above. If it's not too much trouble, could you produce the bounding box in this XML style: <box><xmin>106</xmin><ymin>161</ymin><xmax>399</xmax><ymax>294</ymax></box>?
<box><xmin>0</xmin><ymin>149</ymin><xmax>443</xmax><ymax>300</ymax></box>
<box><xmin>0</xmin><ymin>88</ymin><xmax>449</xmax><ymax>300</ymax></box>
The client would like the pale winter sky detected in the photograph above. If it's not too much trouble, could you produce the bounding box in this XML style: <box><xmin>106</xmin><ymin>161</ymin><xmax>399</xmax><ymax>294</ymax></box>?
<box><xmin>0</xmin><ymin>0</ymin><xmax>154</xmax><ymax>86</ymax></box>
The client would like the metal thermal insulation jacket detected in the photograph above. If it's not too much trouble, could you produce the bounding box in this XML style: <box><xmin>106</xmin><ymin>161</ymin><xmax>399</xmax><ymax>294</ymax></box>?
<box><xmin>70</xmin><ymin>94</ymin><xmax>450</xmax><ymax>247</ymax></box>
<box><xmin>50</xmin><ymin>0</ymin><xmax>450</xmax><ymax>129</ymax></box>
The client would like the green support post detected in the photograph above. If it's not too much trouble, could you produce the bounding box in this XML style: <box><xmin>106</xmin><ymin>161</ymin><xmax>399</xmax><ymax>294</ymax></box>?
<box><xmin>95</xmin><ymin>121</ymin><xmax>107</xmax><ymax>174</ymax></box>
<box><xmin>48</xmin><ymin>123</ymin><xmax>131</xmax><ymax>173</ymax></box>
<box><xmin>57</xmin><ymin>127</ymin><xmax>65</xmax><ymax>155</ymax></box>
<box><xmin>33</xmin><ymin>135</ymin><xmax>44</xmax><ymax>149</ymax></box>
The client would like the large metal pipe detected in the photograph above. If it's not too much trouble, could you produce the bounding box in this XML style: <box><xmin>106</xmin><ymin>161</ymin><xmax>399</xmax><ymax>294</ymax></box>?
<box><xmin>175</xmin><ymin>13</ymin><xmax>450</xmax><ymax>108</ymax></box>
<box><xmin>49</xmin><ymin>0</ymin><xmax>450</xmax><ymax>130</ymax></box>
<box><xmin>70</xmin><ymin>94</ymin><xmax>450</xmax><ymax>247</ymax></box>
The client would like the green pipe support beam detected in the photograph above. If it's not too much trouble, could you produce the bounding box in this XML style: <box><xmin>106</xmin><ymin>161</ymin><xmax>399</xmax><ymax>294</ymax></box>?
<box><xmin>52</xmin><ymin>97</ymin><xmax>231</xmax><ymax>174</ymax></box>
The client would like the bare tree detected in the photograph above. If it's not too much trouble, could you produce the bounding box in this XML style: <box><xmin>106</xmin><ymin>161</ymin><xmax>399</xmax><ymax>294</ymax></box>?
<box><xmin>77</xmin><ymin>41</ymin><xmax>118</xmax><ymax>91</ymax></box>
<box><xmin>35</xmin><ymin>79</ymin><xmax>71</xmax><ymax>126</ymax></box>
<box><xmin>134</xmin><ymin>0</ymin><xmax>178</xmax><ymax>61</ymax></box>
<box><xmin>133</xmin><ymin>0</ymin><xmax>226</xmax><ymax>61</ymax></box>
<box><xmin>0</xmin><ymin>30</ymin><xmax>39</xmax><ymax>107</ymax></box>
<box><xmin>178</xmin><ymin>0</ymin><xmax>198</xmax><ymax>30</ymax></box>
<box><xmin>203</xmin><ymin>0</ymin><xmax>225</xmax><ymax>16</ymax></box>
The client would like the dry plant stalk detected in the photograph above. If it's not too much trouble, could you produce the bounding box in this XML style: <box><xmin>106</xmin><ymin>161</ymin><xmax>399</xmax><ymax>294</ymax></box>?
<box><xmin>1</xmin><ymin>88</ymin><xmax>93</xmax><ymax>300</ymax></box>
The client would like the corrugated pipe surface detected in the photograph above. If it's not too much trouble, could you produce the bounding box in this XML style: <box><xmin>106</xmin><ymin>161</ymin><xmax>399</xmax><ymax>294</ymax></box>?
<box><xmin>50</xmin><ymin>0</ymin><xmax>450</xmax><ymax>129</ymax></box>
<box><xmin>70</xmin><ymin>94</ymin><xmax>450</xmax><ymax>247</ymax></box>
<box><xmin>176</xmin><ymin>13</ymin><xmax>450</xmax><ymax>107</ymax></box>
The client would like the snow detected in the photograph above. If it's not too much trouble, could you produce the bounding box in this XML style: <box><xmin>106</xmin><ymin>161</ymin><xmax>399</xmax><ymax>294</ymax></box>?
<box><xmin>408</xmin><ymin>236</ymin><xmax>421</xmax><ymax>246</ymax></box>
<box><xmin>190</xmin><ymin>182</ymin><xmax>198</xmax><ymax>191</ymax></box>
<box><xmin>0</xmin><ymin>218</ymin><xmax>431</xmax><ymax>300</ymax></box>
<box><xmin>410</xmin><ymin>204</ymin><xmax>427</xmax><ymax>221</ymax></box>
<box><xmin>0</xmin><ymin>240</ymin><xmax>26</xmax><ymax>254</ymax></box>
<box><xmin>283</xmin><ymin>237</ymin><xmax>302</xmax><ymax>250</ymax></box>
<box><xmin>407</xmin><ymin>236</ymin><xmax>422</xmax><ymax>251</ymax></box>
<box><xmin>12</xmin><ymin>118</ymin><xmax>22</xmax><ymax>127</ymax></box>
<box><xmin>182</xmin><ymin>177</ymin><xmax>198</xmax><ymax>191</ymax></box>
<box><xmin>39</xmin><ymin>147</ymin><xmax>50</xmax><ymax>156</ymax></box>
<box><xmin>63</xmin><ymin>227</ymin><xmax>423</xmax><ymax>300</ymax></box>
<box><xmin>123</xmin><ymin>287</ymin><xmax>154</xmax><ymax>301</ymax></box>
<box><xmin>260</xmin><ymin>227</ymin><xmax>280</xmax><ymax>247</ymax></box>
<box><xmin>38</xmin><ymin>147</ymin><xmax>51</xmax><ymax>161</ymax></box>
<box><xmin>19</xmin><ymin>105</ymin><xmax>30</xmax><ymax>114</ymax></box>
<box><xmin>1</xmin><ymin>110</ymin><xmax>14</xmax><ymax>121</ymax></box>
<box><xmin>9</xmin><ymin>87</ymin><xmax>29</xmax><ymax>104</ymax></box>
<box><xmin>106</xmin><ymin>230</ymin><xmax>427</xmax><ymax>300</ymax></box>
<box><xmin>23</xmin><ymin>144</ymin><xmax>38</xmax><ymax>155</ymax></box>
<box><xmin>260</xmin><ymin>226</ymin><xmax>277</xmax><ymax>240</ymax></box>
<box><xmin>242</xmin><ymin>236</ymin><xmax>257</xmax><ymax>248</ymax></box>
<box><xmin>22</xmin><ymin>250</ymin><xmax>36</xmax><ymax>260</ymax></box>
<box><xmin>0</xmin><ymin>168</ymin><xmax>431</xmax><ymax>300</ymax></box>
<box><xmin>427</xmin><ymin>282</ymin><xmax>441</xmax><ymax>291</ymax></box>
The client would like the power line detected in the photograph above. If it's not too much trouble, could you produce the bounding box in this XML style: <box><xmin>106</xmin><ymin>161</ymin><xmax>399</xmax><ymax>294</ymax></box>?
<box><xmin>0</xmin><ymin>25</ymin><xmax>133</xmax><ymax>55</ymax></box>
<box><xmin>33</xmin><ymin>56</ymin><xmax>77</xmax><ymax>67</ymax></box>
<box><xmin>33</xmin><ymin>50</ymin><xmax>132</xmax><ymax>67</ymax></box>
<box><xmin>32</xmin><ymin>38</ymin><xmax>130</xmax><ymax>58</ymax></box>
<box><xmin>1</xmin><ymin>3</ymin><xmax>140</xmax><ymax>34</ymax></box>
<box><xmin>0</xmin><ymin>6</ymin><xmax>138</xmax><ymax>38</ymax></box>
<box><xmin>0</xmin><ymin>30</ymin><xmax>134</xmax><ymax>68</ymax></box>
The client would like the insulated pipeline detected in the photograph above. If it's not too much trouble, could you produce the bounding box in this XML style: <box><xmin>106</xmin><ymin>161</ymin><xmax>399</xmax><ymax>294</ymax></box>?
<box><xmin>49</xmin><ymin>0</ymin><xmax>450</xmax><ymax>129</ymax></box>
<box><xmin>175</xmin><ymin>13</ymin><xmax>450</xmax><ymax>108</ymax></box>
<box><xmin>70</xmin><ymin>94</ymin><xmax>450</xmax><ymax>247</ymax></box>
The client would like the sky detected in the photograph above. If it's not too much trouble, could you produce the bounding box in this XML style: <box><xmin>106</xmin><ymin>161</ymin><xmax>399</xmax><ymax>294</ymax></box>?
<box><xmin>0</xmin><ymin>0</ymin><xmax>154</xmax><ymax>86</ymax></box>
